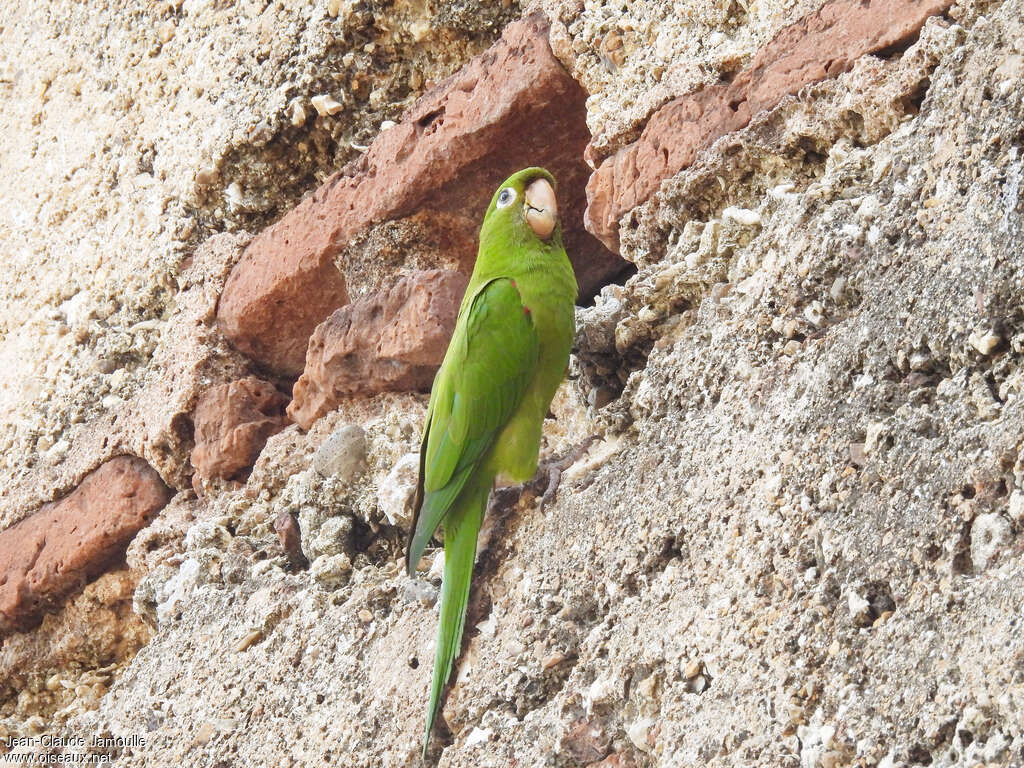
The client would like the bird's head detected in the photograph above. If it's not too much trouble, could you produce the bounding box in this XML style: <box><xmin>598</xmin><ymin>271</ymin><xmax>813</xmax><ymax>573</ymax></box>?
<box><xmin>483</xmin><ymin>167</ymin><xmax>561</xmax><ymax>244</ymax></box>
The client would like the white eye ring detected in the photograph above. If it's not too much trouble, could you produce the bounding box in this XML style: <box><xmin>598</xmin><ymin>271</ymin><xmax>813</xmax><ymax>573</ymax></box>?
<box><xmin>496</xmin><ymin>187</ymin><xmax>516</xmax><ymax>209</ymax></box>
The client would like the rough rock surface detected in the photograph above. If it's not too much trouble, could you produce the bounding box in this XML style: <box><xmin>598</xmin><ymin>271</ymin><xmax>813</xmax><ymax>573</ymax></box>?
<box><xmin>585</xmin><ymin>0</ymin><xmax>955</xmax><ymax>251</ymax></box>
<box><xmin>2</xmin><ymin>0</ymin><xmax>1024</xmax><ymax>766</ymax></box>
<box><xmin>289</xmin><ymin>269</ymin><xmax>469</xmax><ymax>430</ymax></box>
<box><xmin>190</xmin><ymin>377</ymin><xmax>288</xmax><ymax>483</ymax></box>
<box><xmin>0</xmin><ymin>569</ymin><xmax>151</xmax><ymax>724</ymax></box>
<box><xmin>218</xmin><ymin>12</ymin><xmax>623</xmax><ymax>375</ymax></box>
<box><xmin>0</xmin><ymin>457</ymin><xmax>170</xmax><ymax>635</ymax></box>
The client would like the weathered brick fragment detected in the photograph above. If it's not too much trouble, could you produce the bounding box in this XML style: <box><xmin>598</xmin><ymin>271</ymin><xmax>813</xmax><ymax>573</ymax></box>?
<box><xmin>190</xmin><ymin>376</ymin><xmax>288</xmax><ymax>482</ymax></box>
<box><xmin>288</xmin><ymin>269</ymin><xmax>468</xmax><ymax>430</ymax></box>
<box><xmin>0</xmin><ymin>457</ymin><xmax>171</xmax><ymax>635</ymax></box>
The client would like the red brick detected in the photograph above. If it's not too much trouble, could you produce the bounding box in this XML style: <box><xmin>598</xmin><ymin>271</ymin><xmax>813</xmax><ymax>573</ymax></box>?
<box><xmin>585</xmin><ymin>0</ymin><xmax>954</xmax><ymax>251</ymax></box>
<box><xmin>0</xmin><ymin>457</ymin><xmax>171</xmax><ymax>635</ymax></box>
<box><xmin>288</xmin><ymin>270</ymin><xmax>468</xmax><ymax>430</ymax></box>
<box><xmin>190</xmin><ymin>376</ymin><xmax>288</xmax><ymax>482</ymax></box>
<box><xmin>218</xmin><ymin>12</ymin><xmax>623</xmax><ymax>375</ymax></box>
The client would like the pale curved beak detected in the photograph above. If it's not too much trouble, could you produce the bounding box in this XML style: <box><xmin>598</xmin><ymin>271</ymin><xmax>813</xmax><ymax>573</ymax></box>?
<box><xmin>524</xmin><ymin>178</ymin><xmax>557</xmax><ymax>239</ymax></box>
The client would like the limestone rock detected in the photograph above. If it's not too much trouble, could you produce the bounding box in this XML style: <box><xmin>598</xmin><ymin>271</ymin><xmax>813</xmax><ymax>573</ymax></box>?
<box><xmin>0</xmin><ymin>457</ymin><xmax>171</xmax><ymax>635</ymax></box>
<box><xmin>190</xmin><ymin>376</ymin><xmax>288</xmax><ymax>483</ymax></box>
<box><xmin>288</xmin><ymin>270</ymin><xmax>467</xmax><ymax>429</ymax></box>
<box><xmin>312</xmin><ymin>424</ymin><xmax>368</xmax><ymax>480</ymax></box>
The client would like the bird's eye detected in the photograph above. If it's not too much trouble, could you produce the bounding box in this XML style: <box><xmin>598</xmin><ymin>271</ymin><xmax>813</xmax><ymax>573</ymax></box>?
<box><xmin>496</xmin><ymin>188</ymin><xmax>516</xmax><ymax>208</ymax></box>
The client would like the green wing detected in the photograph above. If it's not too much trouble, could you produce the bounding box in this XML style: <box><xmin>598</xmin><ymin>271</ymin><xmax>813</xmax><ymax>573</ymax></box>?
<box><xmin>405</xmin><ymin>277</ymin><xmax>539</xmax><ymax>575</ymax></box>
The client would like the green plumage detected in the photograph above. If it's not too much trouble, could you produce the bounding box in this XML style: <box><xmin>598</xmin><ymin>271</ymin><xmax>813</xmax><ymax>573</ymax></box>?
<box><xmin>406</xmin><ymin>168</ymin><xmax>578</xmax><ymax>757</ymax></box>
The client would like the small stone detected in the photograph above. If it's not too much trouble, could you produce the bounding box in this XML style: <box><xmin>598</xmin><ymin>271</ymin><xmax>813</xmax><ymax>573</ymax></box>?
<box><xmin>804</xmin><ymin>301</ymin><xmax>825</xmax><ymax>327</ymax></box>
<box><xmin>409</xmin><ymin>19</ymin><xmax>431</xmax><ymax>42</ymax></box>
<box><xmin>274</xmin><ymin>511</ymin><xmax>308</xmax><ymax>570</ymax></box>
<box><xmin>358</xmin><ymin>608</ymin><xmax>373</xmax><ymax>623</ymax></box>
<box><xmin>908</xmin><ymin>349</ymin><xmax>933</xmax><ymax>371</ymax></box>
<box><xmin>968</xmin><ymin>328</ymin><xmax>1002</xmax><ymax>355</ymax></box>
<box><xmin>848</xmin><ymin>590</ymin><xmax>872</xmax><ymax>626</ymax></box>
<box><xmin>310</xmin><ymin>553</ymin><xmax>353</xmax><ymax>589</ymax></box>
<box><xmin>561</xmin><ymin>719</ymin><xmax>609</xmax><ymax>764</ymax></box>
<box><xmin>626</xmin><ymin>718</ymin><xmax>654</xmax><ymax>752</ymax></box>
<box><xmin>195</xmin><ymin>166</ymin><xmax>219</xmax><ymax>186</ymax></box>
<box><xmin>326</xmin><ymin>0</ymin><xmax>343</xmax><ymax>16</ymax></box>
<box><xmin>685</xmin><ymin>675</ymin><xmax>708</xmax><ymax>694</ymax></box>
<box><xmin>463</xmin><ymin>727</ymin><xmax>490</xmax><ymax>747</ymax></box>
<box><xmin>234</xmin><ymin>629</ymin><xmax>263</xmax><ymax>652</ymax></box>
<box><xmin>829</xmin><ymin>277</ymin><xmax>847</xmax><ymax>302</ymax></box>
<box><xmin>378</xmin><ymin>453</ymin><xmax>420</xmax><ymax>530</ymax></box>
<box><xmin>157</xmin><ymin>21</ymin><xmax>175</xmax><ymax>43</ymax></box>
<box><xmin>44</xmin><ymin>439</ymin><xmax>70</xmax><ymax>465</ymax></box>
<box><xmin>310</xmin><ymin>516</ymin><xmax>354</xmax><ymax>560</ymax></box>
<box><xmin>722</xmin><ymin>206</ymin><xmax>761</xmax><ymax>227</ymax></box>
<box><xmin>542</xmin><ymin>652</ymin><xmax>567</xmax><ymax>670</ymax></box>
<box><xmin>970</xmin><ymin>512</ymin><xmax>1012</xmax><ymax>571</ymax></box>
<box><xmin>782</xmin><ymin>340</ymin><xmax>802</xmax><ymax>356</ymax></box>
<box><xmin>1008</xmin><ymin>490</ymin><xmax>1024</xmax><ymax>524</ymax></box>
<box><xmin>683</xmin><ymin>658</ymin><xmax>702</xmax><ymax>679</ymax></box>
<box><xmin>311</xmin><ymin>94</ymin><xmax>344</xmax><ymax>116</ymax></box>
<box><xmin>312</xmin><ymin>424</ymin><xmax>368</xmax><ymax>480</ymax></box>
<box><xmin>290</xmin><ymin>100</ymin><xmax>306</xmax><ymax>127</ymax></box>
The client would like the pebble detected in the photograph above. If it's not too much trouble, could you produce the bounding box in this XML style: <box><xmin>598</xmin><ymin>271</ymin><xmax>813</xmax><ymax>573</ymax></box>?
<box><xmin>685</xmin><ymin>675</ymin><xmax>708</xmax><ymax>694</ymax></box>
<box><xmin>310</xmin><ymin>515</ymin><xmax>354</xmax><ymax>559</ymax></box>
<box><xmin>45</xmin><ymin>439</ymin><xmax>70</xmax><ymax>464</ymax></box>
<box><xmin>313</xmin><ymin>424</ymin><xmax>367</xmax><ymax>480</ymax></box>
<box><xmin>683</xmin><ymin>658</ymin><xmax>702</xmax><ymax>679</ymax></box>
<box><xmin>290</xmin><ymin>100</ymin><xmax>306</xmax><ymax>127</ymax></box>
<box><xmin>722</xmin><ymin>206</ymin><xmax>761</xmax><ymax>227</ymax></box>
<box><xmin>157</xmin><ymin>21</ymin><xmax>175</xmax><ymax>43</ymax></box>
<box><xmin>463</xmin><ymin>727</ymin><xmax>491</xmax><ymax>747</ymax></box>
<box><xmin>968</xmin><ymin>327</ymin><xmax>1001</xmax><ymax>355</ymax></box>
<box><xmin>970</xmin><ymin>512</ymin><xmax>1012</xmax><ymax>571</ymax></box>
<box><xmin>626</xmin><ymin>718</ymin><xmax>654</xmax><ymax>752</ymax></box>
<box><xmin>311</xmin><ymin>553</ymin><xmax>353</xmax><ymax>589</ymax></box>
<box><xmin>542</xmin><ymin>652</ymin><xmax>567</xmax><ymax>670</ymax></box>
<box><xmin>195</xmin><ymin>166</ymin><xmax>218</xmax><ymax>186</ymax></box>
<box><xmin>358</xmin><ymin>608</ymin><xmax>373</xmax><ymax>624</ymax></box>
<box><xmin>1008</xmin><ymin>490</ymin><xmax>1024</xmax><ymax>524</ymax></box>
<box><xmin>274</xmin><ymin>511</ymin><xmax>307</xmax><ymax>569</ymax></box>
<box><xmin>234</xmin><ymin>629</ymin><xmax>263</xmax><ymax>652</ymax></box>
<box><xmin>848</xmin><ymin>590</ymin><xmax>872</xmax><ymax>626</ymax></box>
<box><xmin>377</xmin><ymin>453</ymin><xmax>419</xmax><ymax>529</ymax></box>
<box><xmin>803</xmin><ymin>301</ymin><xmax>825</xmax><ymax>327</ymax></box>
<box><xmin>311</xmin><ymin>94</ymin><xmax>344</xmax><ymax>116</ymax></box>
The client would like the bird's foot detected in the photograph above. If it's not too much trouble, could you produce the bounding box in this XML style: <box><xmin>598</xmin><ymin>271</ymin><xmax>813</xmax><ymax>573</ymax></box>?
<box><xmin>530</xmin><ymin>434</ymin><xmax>603</xmax><ymax>510</ymax></box>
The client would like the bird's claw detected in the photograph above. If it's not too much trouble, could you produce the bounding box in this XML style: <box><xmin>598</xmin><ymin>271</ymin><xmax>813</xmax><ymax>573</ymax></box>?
<box><xmin>532</xmin><ymin>433</ymin><xmax>603</xmax><ymax>510</ymax></box>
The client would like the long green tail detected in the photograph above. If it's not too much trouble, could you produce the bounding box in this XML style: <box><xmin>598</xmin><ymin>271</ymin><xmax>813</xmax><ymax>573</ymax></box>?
<box><xmin>422</xmin><ymin>477</ymin><xmax>489</xmax><ymax>759</ymax></box>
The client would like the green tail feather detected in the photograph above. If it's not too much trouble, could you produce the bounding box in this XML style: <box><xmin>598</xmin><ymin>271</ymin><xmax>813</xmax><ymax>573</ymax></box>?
<box><xmin>422</xmin><ymin>477</ymin><xmax>489</xmax><ymax>759</ymax></box>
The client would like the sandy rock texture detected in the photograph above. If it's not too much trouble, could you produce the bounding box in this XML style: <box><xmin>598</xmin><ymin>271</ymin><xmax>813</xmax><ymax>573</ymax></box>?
<box><xmin>2</xmin><ymin>0</ymin><xmax>1024</xmax><ymax>766</ymax></box>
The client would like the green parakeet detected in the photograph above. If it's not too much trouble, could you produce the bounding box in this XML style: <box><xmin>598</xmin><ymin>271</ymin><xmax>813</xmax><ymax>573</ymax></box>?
<box><xmin>406</xmin><ymin>167</ymin><xmax>578</xmax><ymax>756</ymax></box>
